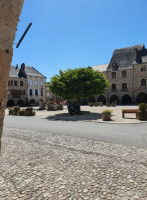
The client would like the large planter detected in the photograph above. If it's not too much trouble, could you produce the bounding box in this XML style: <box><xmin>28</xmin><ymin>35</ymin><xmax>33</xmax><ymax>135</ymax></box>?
<box><xmin>57</xmin><ymin>104</ymin><xmax>64</xmax><ymax>110</ymax></box>
<box><xmin>136</xmin><ymin>111</ymin><xmax>147</xmax><ymax>120</ymax></box>
<box><xmin>39</xmin><ymin>102</ymin><xmax>45</xmax><ymax>110</ymax></box>
<box><xmin>102</xmin><ymin>114</ymin><xmax>111</xmax><ymax>121</ymax></box>
<box><xmin>47</xmin><ymin>104</ymin><xmax>58</xmax><ymax>111</ymax></box>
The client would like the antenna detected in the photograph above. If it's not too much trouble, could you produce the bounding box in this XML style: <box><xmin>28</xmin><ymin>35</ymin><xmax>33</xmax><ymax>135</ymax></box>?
<box><xmin>16</xmin><ymin>22</ymin><xmax>32</xmax><ymax>48</ymax></box>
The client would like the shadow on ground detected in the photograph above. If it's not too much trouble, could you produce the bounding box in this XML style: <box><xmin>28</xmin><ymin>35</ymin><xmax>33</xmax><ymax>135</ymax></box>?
<box><xmin>44</xmin><ymin>111</ymin><xmax>102</xmax><ymax>121</ymax></box>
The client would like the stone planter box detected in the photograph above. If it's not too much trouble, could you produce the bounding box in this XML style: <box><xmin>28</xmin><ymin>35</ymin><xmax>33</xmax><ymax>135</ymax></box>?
<box><xmin>102</xmin><ymin>114</ymin><xmax>111</xmax><ymax>121</ymax></box>
<box><xmin>39</xmin><ymin>102</ymin><xmax>45</xmax><ymax>110</ymax></box>
<box><xmin>47</xmin><ymin>104</ymin><xmax>58</xmax><ymax>111</ymax></box>
<box><xmin>57</xmin><ymin>104</ymin><xmax>64</xmax><ymax>110</ymax></box>
<box><xmin>136</xmin><ymin>111</ymin><xmax>147</xmax><ymax>120</ymax></box>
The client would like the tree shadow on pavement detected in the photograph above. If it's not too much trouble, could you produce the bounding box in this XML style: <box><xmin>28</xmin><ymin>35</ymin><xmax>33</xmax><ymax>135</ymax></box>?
<box><xmin>44</xmin><ymin>111</ymin><xmax>102</xmax><ymax>121</ymax></box>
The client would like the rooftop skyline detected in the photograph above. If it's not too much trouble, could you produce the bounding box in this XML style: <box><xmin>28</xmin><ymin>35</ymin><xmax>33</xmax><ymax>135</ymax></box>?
<box><xmin>12</xmin><ymin>0</ymin><xmax>147</xmax><ymax>81</ymax></box>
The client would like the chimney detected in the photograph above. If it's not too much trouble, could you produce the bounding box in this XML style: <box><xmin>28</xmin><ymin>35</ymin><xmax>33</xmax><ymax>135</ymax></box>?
<box><xmin>134</xmin><ymin>49</ymin><xmax>138</xmax><ymax>61</ymax></box>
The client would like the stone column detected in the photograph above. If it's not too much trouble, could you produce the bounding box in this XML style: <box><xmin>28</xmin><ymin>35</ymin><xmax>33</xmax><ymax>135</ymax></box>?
<box><xmin>0</xmin><ymin>0</ymin><xmax>24</xmax><ymax>151</ymax></box>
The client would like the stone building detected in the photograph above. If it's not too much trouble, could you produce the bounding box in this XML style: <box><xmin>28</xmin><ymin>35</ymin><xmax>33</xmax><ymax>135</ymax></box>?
<box><xmin>7</xmin><ymin>63</ymin><xmax>46</xmax><ymax>106</ymax></box>
<box><xmin>92</xmin><ymin>44</ymin><xmax>147</xmax><ymax>104</ymax></box>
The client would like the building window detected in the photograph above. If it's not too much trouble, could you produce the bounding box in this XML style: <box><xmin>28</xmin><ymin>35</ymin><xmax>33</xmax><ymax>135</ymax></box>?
<box><xmin>122</xmin><ymin>71</ymin><xmax>127</xmax><ymax>78</ymax></box>
<box><xmin>112</xmin><ymin>83</ymin><xmax>116</xmax><ymax>90</ymax></box>
<box><xmin>35</xmin><ymin>80</ymin><xmax>38</xmax><ymax>86</ymax></box>
<box><xmin>20</xmin><ymin>81</ymin><xmax>23</xmax><ymax>86</ymax></box>
<box><xmin>35</xmin><ymin>89</ymin><xmax>38</xmax><ymax>96</ymax></box>
<box><xmin>29</xmin><ymin>89</ymin><xmax>32</xmax><ymax>96</ymax></box>
<box><xmin>23</xmin><ymin>90</ymin><xmax>25</xmax><ymax>95</ymax></box>
<box><xmin>112</xmin><ymin>72</ymin><xmax>116</xmax><ymax>78</ymax></box>
<box><xmin>141</xmin><ymin>66</ymin><xmax>146</xmax><ymax>71</ymax></box>
<box><xmin>141</xmin><ymin>79</ymin><xmax>146</xmax><ymax>86</ymax></box>
<box><xmin>14</xmin><ymin>81</ymin><xmax>17</xmax><ymax>86</ymax></box>
<box><xmin>29</xmin><ymin>80</ymin><xmax>32</xmax><ymax>86</ymax></box>
<box><xmin>8</xmin><ymin>81</ymin><xmax>11</xmax><ymax>86</ymax></box>
<box><xmin>41</xmin><ymin>88</ymin><xmax>43</xmax><ymax>96</ymax></box>
<box><xmin>40</xmin><ymin>80</ymin><xmax>43</xmax><ymax>86</ymax></box>
<box><xmin>122</xmin><ymin>83</ymin><xmax>127</xmax><ymax>90</ymax></box>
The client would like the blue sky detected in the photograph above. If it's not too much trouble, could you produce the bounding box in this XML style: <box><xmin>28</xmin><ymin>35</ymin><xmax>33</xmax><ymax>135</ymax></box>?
<box><xmin>12</xmin><ymin>0</ymin><xmax>147</xmax><ymax>81</ymax></box>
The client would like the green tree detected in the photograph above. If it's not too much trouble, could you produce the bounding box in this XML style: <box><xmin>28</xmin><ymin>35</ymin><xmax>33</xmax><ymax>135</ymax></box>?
<box><xmin>49</xmin><ymin>67</ymin><xmax>109</xmax><ymax>105</ymax></box>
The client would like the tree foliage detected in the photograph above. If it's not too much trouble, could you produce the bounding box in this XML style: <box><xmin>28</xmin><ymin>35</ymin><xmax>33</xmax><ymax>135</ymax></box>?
<box><xmin>49</xmin><ymin>67</ymin><xmax>109</xmax><ymax>102</ymax></box>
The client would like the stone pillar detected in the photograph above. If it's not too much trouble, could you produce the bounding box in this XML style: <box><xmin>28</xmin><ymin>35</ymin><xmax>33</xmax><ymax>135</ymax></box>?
<box><xmin>0</xmin><ymin>0</ymin><xmax>24</xmax><ymax>151</ymax></box>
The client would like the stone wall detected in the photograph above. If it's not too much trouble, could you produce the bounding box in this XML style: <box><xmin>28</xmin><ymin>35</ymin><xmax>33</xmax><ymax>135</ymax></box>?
<box><xmin>7</xmin><ymin>77</ymin><xmax>28</xmax><ymax>106</ymax></box>
<box><xmin>0</xmin><ymin>0</ymin><xmax>24</xmax><ymax>150</ymax></box>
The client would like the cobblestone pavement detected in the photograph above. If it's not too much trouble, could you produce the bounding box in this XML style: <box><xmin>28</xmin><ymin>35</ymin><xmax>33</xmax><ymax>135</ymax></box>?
<box><xmin>0</xmin><ymin>127</ymin><xmax>147</xmax><ymax>200</ymax></box>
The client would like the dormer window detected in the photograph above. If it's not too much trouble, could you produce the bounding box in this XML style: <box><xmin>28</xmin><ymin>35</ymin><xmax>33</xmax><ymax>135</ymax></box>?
<box><xmin>112</xmin><ymin>62</ymin><xmax>118</xmax><ymax>71</ymax></box>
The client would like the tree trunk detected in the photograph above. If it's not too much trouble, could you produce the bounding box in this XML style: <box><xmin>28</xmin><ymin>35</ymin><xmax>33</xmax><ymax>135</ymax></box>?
<box><xmin>0</xmin><ymin>0</ymin><xmax>24</xmax><ymax>153</ymax></box>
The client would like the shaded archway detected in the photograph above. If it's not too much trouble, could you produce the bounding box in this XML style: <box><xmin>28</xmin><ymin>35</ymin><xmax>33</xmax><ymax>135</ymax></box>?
<box><xmin>7</xmin><ymin>99</ymin><xmax>15</xmax><ymax>107</ymax></box>
<box><xmin>136</xmin><ymin>93</ymin><xmax>147</xmax><ymax>104</ymax></box>
<box><xmin>88</xmin><ymin>96</ymin><xmax>95</xmax><ymax>103</ymax></box>
<box><xmin>121</xmin><ymin>94</ymin><xmax>132</xmax><ymax>104</ymax></box>
<box><xmin>29</xmin><ymin>99</ymin><xmax>36</xmax><ymax>105</ymax></box>
<box><xmin>97</xmin><ymin>95</ymin><xmax>106</xmax><ymax>104</ymax></box>
<box><xmin>17</xmin><ymin>99</ymin><xmax>25</xmax><ymax>107</ymax></box>
<box><xmin>110</xmin><ymin>94</ymin><xmax>119</xmax><ymax>104</ymax></box>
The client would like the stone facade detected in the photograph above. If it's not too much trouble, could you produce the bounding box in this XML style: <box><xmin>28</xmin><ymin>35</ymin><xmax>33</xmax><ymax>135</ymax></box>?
<box><xmin>92</xmin><ymin>44</ymin><xmax>147</xmax><ymax>104</ymax></box>
<box><xmin>0</xmin><ymin>0</ymin><xmax>24</xmax><ymax>150</ymax></box>
<box><xmin>7</xmin><ymin>64</ymin><xmax>46</xmax><ymax>106</ymax></box>
<box><xmin>7</xmin><ymin>77</ymin><xmax>27</xmax><ymax>106</ymax></box>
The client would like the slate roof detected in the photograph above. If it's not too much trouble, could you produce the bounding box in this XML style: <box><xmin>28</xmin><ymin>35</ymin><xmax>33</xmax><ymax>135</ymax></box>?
<box><xmin>23</xmin><ymin>66</ymin><xmax>45</xmax><ymax>77</ymax></box>
<box><xmin>92</xmin><ymin>64</ymin><xmax>108</xmax><ymax>72</ymax></box>
<box><xmin>107</xmin><ymin>44</ymin><xmax>147</xmax><ymax>71</ymax></box>
<box><xmin>9</xmin><ymin>66</ymin><xmax>19</xmax><ymax>77</ymax></box>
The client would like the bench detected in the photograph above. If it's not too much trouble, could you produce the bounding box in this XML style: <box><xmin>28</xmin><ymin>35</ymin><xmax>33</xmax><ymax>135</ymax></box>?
<box><xmin>122</xmin><ymin>109</ymin><xmax>139</xmax><ymax>118</ymax></box>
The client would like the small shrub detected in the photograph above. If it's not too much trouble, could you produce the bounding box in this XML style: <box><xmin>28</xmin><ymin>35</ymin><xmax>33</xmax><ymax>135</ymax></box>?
<box><xmin>106</xmin><ymin>102</ymin><xmax>111</xmax><ymax>107</ymax></box>
<box><xmin>13</xmin><ymin>106</ymin><xmax>21</xmax><ymax>112</ymax></box>
<box><xmin>102</xmin><ymin>109</ymin><xmax>113</xmax><ymax>115</ymax></box>
<box><xmin>9</xmin><ymin>108</ymin><xmax>13</xmax><ymax>115</ymax></box>
<box><xmin>100</xmin><ymin>102</ymin><xmax>103</xmax><ymax>107</ymax></box>
<box><xmin>139</xmin><ymin>103</ymin><xmax>147</xmax><ymax>112</ymax></box>
<box><xmin>95</xmin><ymin>102</ymin><xmax>99</xmax><ymax>107</ymax></box>
<box><xmin>19</xmin><ymin>109</ymin><xmax>25</xmax><ymax>116</ymax></box>
<box><xmin>89</xmin><ymin>102</ymin><xmax>94</xmax><ymax>107</ymax></box>
<box><xmin>25</xmin><ymin>107</ymin><xmax>33</xmax><ymax>112</ymax></box>
<box><xmin>111</xmin><ymin>101</ymin><xmax>117</xmax><ymax>107</ymax></box>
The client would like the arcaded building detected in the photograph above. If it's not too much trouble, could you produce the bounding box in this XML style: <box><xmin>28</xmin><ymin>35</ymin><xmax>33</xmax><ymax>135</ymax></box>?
<box><xmin>92</xmin><ymin>44</ymin><xmax>147</xmax><ymax>104</ymax></box>
<box><xmin>7</xmin><ymin>63</ymin><xmax>46</xmax><ymax>106</ymax></box>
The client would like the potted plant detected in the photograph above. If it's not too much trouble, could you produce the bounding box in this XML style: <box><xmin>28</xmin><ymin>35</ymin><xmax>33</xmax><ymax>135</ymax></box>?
<box><xmin>106</xmin><ymin>102</ymin><xmax>111</xmax><ymax>107</ymax></box>
<box><xmin>136</xmin><ymin>103</ymin><xmax>147</xmax><ymax>120</ymax></box>
<box><xmin>19</xmin><ymin>109</ymin><xmax>25</xmax><ymax>116</ymax></box>
<box><xmin>24</xmin><ymin>107</ymin><xmax>35</xmax><ymax>116</ymax></box>
<box><xmin>100</xmin><ymin>102</ymin><xmax>103</xmax><ymax>107</ymax></box>
<box><xmin>95</xmin><ymin>102</ymin><xmax>99</xmax><ymax>107</ymax></box>
<box><xmin>111</xmin><ymin>101</ymin><xmax>117</xmax><ymax>107</ymax></box>
<box><xmin>13</xmin><ymin>106</ymin><xmax>21</xmax><ymax>115</ymax></box>
<box><xmin>9</xmin><ymin>108</ymin><xmax>13</xmax><ymax>115</ymax></box>
<box><xmin>89</xmin><ymin>102</ymin><xmax>94</xmax><ymax>107</ymax></box>
<box><xmin>102</xmin><ymin>109</ymin><xmax>113</xmax><ymax>121</ymax></box>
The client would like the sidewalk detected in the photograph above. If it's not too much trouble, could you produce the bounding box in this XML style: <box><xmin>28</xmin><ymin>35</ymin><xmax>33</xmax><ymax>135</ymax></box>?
<box><xmin>31</xmin><ymin>105</ymin><xmax>146</xmax><ymax>124</ymax></box>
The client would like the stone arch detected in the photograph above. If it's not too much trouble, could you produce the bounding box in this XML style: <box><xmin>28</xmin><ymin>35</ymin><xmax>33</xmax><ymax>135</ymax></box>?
<box><xmin>88</xmin><ymin>96</ymin><xmax>95</xmax><ymax>103</ymax></box>
<box><xmin>110</xmin><ymin>94</ymin><xmax>119</xmax><ymax>104</ymax></box>
<box><xmin>97</xmin><ymin>95</ymin><xmax>106</xmax><ymax>104</ymax></box>
<box><xmin>7</xmin><ymin>99</ymin><xmax>15</xmax><ymax>107</ymax></box>
<box><xmin>121</xmin><ymin>94</ymin><xmax>132</xmax><ymax>104</ymax></box>
<box><xmin>17</xmin><ymin>99</ymin><xmax>25</xmax><ymax>107</ymax></box>
<box><xmin>29</xmin><ymin>99</ymin><xmax>36</xmax><ymax>105</ymax></box>
<box><xmin>136</xmin><ymin>92</ymin><xmax>147</xmax><ymax>104</ymax></box>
